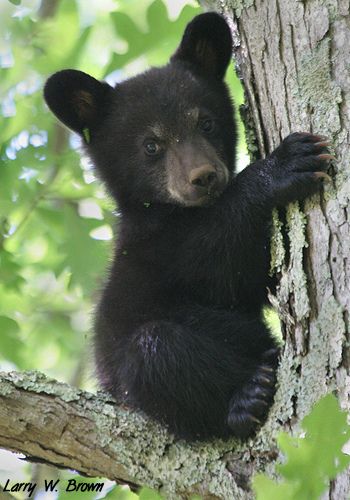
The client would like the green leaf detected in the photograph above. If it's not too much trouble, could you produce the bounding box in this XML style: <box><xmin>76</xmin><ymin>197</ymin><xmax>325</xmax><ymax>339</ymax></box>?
<box><xmin>62</xmin><ymin>205</ymin><xmax>109</xmax><ymax>292</ymax></box>
<box><xmin>253</xmin><ymin>474</ymin><xmax>298</xmax><ymax>500</ymax></box>
<box><xmin>0</xmin><ymin>249</ymin><xmax>26</xmax><ymax>291</ymax></box>
<box><xmin>0</xmin><ymin>315</ymin><xmax>24</xmax><ymax>366</ymax></box>
<box><xmin>146</xmin><ymin>0</ymin><xmax>170</xmax><ymax>39</ymax></box>
<box><xmin>8</xmin><ymin>0</ymin><xmax>21</xmax><ymax>5</ymax></box>
<box><xmin>277</xmin><ymin>395</ymin><xmax>350</xmax><ymax>493</ymax></box>
<box><xmin>103</xmin><ymin>485</ymin><xmax>139</xmax><ymax>499</ymax></box>
<box><xmin>253</xmin><ymin>394</ymin><xmax>350</xmax><ymax>500</ymax></box>
<box><xmin>139</xmin><ymin>486</ymin><xmax>164</xmax><ymax>500</ymax></box>
<box><xmin>106</xmin><ymin>1</ymin><xmax>200</xmax><ymax>75</ymax></box>
<box><xmin>83</xmin><ymin>127</ymin><xmax>90</xmax><ymax>144</ymax></box>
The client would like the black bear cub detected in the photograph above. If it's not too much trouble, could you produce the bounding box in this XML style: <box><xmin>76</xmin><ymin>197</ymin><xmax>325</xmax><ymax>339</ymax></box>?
<box><xmin>44</xmin><ymin>13</ymin><xmax>331</xmax><ymax>440</ymax></box>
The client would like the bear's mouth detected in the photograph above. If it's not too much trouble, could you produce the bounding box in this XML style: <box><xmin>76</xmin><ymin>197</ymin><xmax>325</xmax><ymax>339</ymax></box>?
<box><xmin>184</xmin><ymin>188</ymin><xmax>226</xmax><ymax>207</ymax></box>
<box><xmin>173</xmin><ymin>176</ymin><xmax>229</xmax><ymax>207</ymax></box>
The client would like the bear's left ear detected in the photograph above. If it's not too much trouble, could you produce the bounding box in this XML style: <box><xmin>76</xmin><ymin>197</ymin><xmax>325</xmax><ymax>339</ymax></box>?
<box><xmin>171</xmin><ymin>12</ymin><xmax>232</xmax><ymax>80</ymax></box>
<box><xmin>44</xmin><ymin>69</ymin><xmax>113</xmax><ymax>139</ymax></box>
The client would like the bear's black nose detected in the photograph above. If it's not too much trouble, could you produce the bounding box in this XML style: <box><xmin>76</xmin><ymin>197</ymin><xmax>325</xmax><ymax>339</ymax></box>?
<box><xmin>189</xmin><ymin>166</ymin><xmax>218</xmax><ymax>190</ymax></box>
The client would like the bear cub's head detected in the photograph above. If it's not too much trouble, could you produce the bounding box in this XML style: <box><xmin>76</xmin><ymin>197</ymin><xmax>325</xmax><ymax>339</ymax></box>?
<box><xmin>44</xmin><ymin>13</ymin><xmax>236</xmax><ymax>209</ymax></box>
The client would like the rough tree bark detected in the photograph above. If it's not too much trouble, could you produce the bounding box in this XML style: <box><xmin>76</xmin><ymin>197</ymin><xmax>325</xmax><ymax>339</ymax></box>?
<box><xmin>0</xmin><ymin>370</ymin><xmax>255</xmax><ymax>499</ymax></box>
<box><xmin>200</xmin><ymin>0</ymin><xmax>350</xmax><ymax>497</ymax></box>
<box><xmin>1</xmin><ymin>1</ymin><xmax>349</xmax><ymax>499</ymax></box>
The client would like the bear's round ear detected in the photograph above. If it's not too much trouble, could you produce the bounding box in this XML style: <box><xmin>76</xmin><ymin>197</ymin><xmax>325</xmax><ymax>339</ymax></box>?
<box><xmin>44</xmin><ymin>70</ymin><xmax>113</xmax><ymax>138</ymax></box>
<box><xmin>171</xmin><ymin>13</ymin><xmax>232</xmax><ymax>80</ymax></box>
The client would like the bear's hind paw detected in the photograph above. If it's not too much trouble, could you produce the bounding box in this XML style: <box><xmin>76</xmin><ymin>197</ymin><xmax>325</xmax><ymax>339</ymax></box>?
<box><xmin>227</xmin><ymin>359</ymin><xmax>277</xmax><ymax>439</ymax></box>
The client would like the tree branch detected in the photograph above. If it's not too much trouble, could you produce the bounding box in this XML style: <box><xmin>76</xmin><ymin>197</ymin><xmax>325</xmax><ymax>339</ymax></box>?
<box><xmin>0</xmin><ymin>371</ymin><xmax>249</xmax><ymax>499</ymax></box>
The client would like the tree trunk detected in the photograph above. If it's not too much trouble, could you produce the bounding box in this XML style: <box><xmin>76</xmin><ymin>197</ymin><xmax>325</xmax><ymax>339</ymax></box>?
<box><xmin>1</xmin><ymin>2</ymin><xmax>349</xmax><ymax>499</ymax></box>
<box><xmin>201</xmin><ymin>0</ymin><xmax>350</xmax><ymax>497</ymax></box>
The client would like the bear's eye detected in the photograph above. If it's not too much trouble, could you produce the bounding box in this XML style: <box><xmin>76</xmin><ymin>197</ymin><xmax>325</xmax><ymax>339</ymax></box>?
<box><xmin>144</xmin><ymin>139</ymin><xmax>161</xmax><ymax>156</ymax></box>
<box><xmin>199</xmin><ymin>118</ymin><xmax>215</xmax><ymax>133</ymax></box>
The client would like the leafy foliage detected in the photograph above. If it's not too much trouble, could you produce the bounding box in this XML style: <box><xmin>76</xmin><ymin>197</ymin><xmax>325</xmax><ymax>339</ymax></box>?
<box><xmin>0</xmin><ymin>0</ymin><xmax>203</xmax><ymax>382</ymax></box>
<box><xmin>0</xmin><ymin>0</ymin><xmax>247</xmax><ymax>382</ymax></box>
<box><xmin>253</xmin><ymin>394</ymin><xmax>350</xmax><ymax>500</ymax></box>
<box><xmin>106</xmin><ymin>0</ymin><xmax>200</xmax><ymax>74</ymax></box>
<box><xmin>0</xmin><ymin>1</ymin><xmax>245</xmax><ymax>497</ymax></box>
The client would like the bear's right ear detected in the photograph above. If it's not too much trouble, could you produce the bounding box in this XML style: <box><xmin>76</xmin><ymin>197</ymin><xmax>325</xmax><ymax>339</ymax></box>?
<box><xmin>44</xmin><ymin>69</ymin><xmax>113</xmax><ymax>138</ymax></box>
<box><xmin>171</xmin><ymin>13</ymin><xmax>232</xmax><ymax>80</ymax></box>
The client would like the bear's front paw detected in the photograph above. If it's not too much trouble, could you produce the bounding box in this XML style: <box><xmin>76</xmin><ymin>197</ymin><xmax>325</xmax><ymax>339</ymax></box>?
<box><xmin>227</xmin><ymin>348</ymin><xmax>279</xmax><ymax>439</ymax></box>
<box><xmin>269</xmin><ymin>132</ymin><xmax>334</xmax><ymax>205</ymax></box>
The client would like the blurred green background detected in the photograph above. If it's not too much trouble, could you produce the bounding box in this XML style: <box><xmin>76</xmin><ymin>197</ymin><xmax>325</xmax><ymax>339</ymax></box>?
<box><xmin>0</xmin><ymin>0</ymin><xmax>247</xmax><ymax>385</ymax></box>
<box><xmin>0</xmin><ymin>0</ymin><xmax>247</xmax><ymax>497</ymax></box>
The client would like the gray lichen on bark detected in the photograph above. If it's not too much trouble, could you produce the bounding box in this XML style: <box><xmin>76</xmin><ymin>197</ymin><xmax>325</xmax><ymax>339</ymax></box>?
<box><xmin>0</xmin><ymin>371</ymin><xmax>251</xmax><ymax>499</ymax></box>
<box><xmin>201</xmin><ymin>0</ymin><xmax>350</xmax><ymax>497</ymax></box>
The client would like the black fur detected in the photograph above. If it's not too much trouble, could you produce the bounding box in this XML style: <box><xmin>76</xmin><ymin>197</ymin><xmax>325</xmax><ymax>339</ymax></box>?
<box><xmin>171</xmin><ymin>12</ymin><xmax>233</xmax><ymax>79</ymax></box>
<box><xmin>44</xmin><ymin>69</ymin><xmax>112</xmax><ymax>135</ymax></box>
<box><xmin>44</xmin><ymin>13</ymin><xmax>331</xmax><ymax>440</ymax></box>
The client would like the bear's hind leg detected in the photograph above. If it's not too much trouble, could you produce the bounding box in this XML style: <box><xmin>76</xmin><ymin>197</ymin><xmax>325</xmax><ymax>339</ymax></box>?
<box><xmin>118</xmin><ymin>319</ymin><xmax>234</xmax><ymax>439</ymax></box>
<box><xmin>110</xmin><ymin>310</ymin><xmax>279</xmax><ymax>440</ymax></box>
<box><xmin>227</xmin><ymin>347</ymin><xmax>279</xmax><ymax>439</ymax></box>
